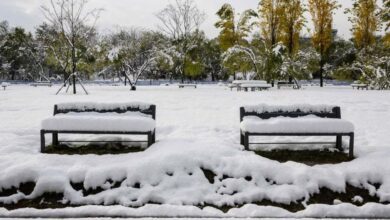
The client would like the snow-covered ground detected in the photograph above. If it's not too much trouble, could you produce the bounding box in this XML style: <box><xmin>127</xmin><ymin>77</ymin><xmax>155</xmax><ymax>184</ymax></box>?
<box><xmin>1</xmin><ymin>84</ymin><xmax>390</xmax><ymax>218</ymax></box>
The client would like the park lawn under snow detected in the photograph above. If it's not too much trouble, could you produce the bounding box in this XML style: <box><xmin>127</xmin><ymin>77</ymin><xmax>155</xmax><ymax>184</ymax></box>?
<box><xmin>1</xmin><ymin>84</ymin><xmax>390</xmax><ymax>218</ymax></box>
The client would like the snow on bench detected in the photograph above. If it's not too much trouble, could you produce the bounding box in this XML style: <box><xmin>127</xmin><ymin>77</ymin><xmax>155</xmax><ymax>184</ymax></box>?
<box><xmin>240</xmin><ymin>104</ymin><xmax>355</xmax><ymax>157</ymax></box>
<box><xmin>241</xmin><ymin>115</ymin><xmax>354</xmax><ymax>134</ymax></box>
<box><xmin>40</xmin><ymin>102</ymin><xmax>156</xmax><ymax>153</ymax></box>
<box><xmin>1</xmin><ymin>82</ymin><xmax>10</xmax><ymax>90</ymax></box>
<box><xmin>240</xmin><ymin>83</ymin><xmax>271</xmax><ymax>91</ymax></box>
<box><xmin>229</xmin><ymin>80</ymin><xmax>271</xmax><ymax>91</ymax></box>
<box><xmin>351</xmin><ymin>83</ymin><xmax>369</xmax><ymax>90</ymax></box>
<box><xmin>30</xmin><ymin>81</ymin><xmax>53</xmax><ymax>87</ymax></box>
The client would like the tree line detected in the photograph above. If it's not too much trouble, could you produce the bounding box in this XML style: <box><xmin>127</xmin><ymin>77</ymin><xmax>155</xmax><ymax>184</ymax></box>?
<box><xmin>0</xmin><ymin>0</ymin><xmax>389</xmax><ymax>92</ymax></box>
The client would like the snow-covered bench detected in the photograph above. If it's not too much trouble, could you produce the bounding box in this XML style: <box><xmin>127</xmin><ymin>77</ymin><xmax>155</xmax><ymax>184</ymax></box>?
<box><xmin>1</xmin><ymin>82</ymin><xmax>10</xmax><ymax>90</ymax></box>
<box><xmin>240</xmin><ymin>104</ymin><xmax>355</xmax><ymax>158</ymax></box>
<box><xmin>277</xmin><ymin>81</ymin><xmax>301</xmax><ymax>90</ymax></box>
<box><xmin>40</xmin><ymin>102</ymin><xmax>156</xmax><ymax>153</ymax></box>
<box><xmin>178</xmin><ymin>84</ymin><xmax>197</xmax><ymax>89</ymax></box>
<box><xmin>240</xmin><ymin>83</ymin><xmax>272</xmax><ymax>91</ymax></box>
<box><xmin>229</xmin><ymin>80</ymin><xmax>271</xmax><ymax>91</ymax></box>
<box><xmin>30</xmin><ymin>81</ymin><xmax>53</xmax><ymax>87</ymax></box>
<box><xmin>351</xmin><ymin>82</ymin><xmax>369</xmax><ymax>90</ymax></box>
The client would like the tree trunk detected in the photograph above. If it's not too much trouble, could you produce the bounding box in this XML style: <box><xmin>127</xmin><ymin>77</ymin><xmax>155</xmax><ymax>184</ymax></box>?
<box><xmin>320</xmin><ymin>57</ymin><xmax>324</xmax><ymax>87</ymax></box>
<box><xmin>72</xmin><ymin>42</ymin><xmax>77</xmax><ymax>94</ymax></box>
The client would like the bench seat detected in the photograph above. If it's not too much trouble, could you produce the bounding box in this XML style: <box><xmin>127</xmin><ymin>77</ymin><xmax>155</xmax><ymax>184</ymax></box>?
<box><xmin>42</xmin><ymin>113</ymin><xmax>155</xmax><ymax>132</ymax></box>
<box><xmin>241</xmin><ymin>115</ymin><xmax>354</xmax><ymax>134</ymax></box>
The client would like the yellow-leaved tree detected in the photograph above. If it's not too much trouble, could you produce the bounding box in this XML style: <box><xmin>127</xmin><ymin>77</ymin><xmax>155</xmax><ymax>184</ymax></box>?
<box><xmin>279</xmin><ymin>0</ymin><xmax>306</xmax><ymax>56</ymax></box>
<box><xmin>258</xmin><ymin>0</ymin><xmax>284</xmax><ymax>47</ymax></box>
<box><xmin>215</xmin><ymin>3</ymin><xmax>257</xmax><ymax>79</ymax></box>
<box><xmin>346</xmin><ymin>0</ymin><xmax>380</xmax><ymax>50</ymax></box>
<box><xmin>309</xmin><ymin>0</ymin><xmax>339</xmax><ymax>87</ymax></box>
<box><xmin>382</xmin><ymin>0</ymin><xmax>390</xmax><ymax>46</ymax></box>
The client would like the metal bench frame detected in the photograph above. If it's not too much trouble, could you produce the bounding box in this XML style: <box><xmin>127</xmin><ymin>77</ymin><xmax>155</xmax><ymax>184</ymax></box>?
<box><xmin>240</xmin><ymin>106</ymin><xmax>354</xmax><ymax>158</ymax></box>
<box><xmin>40</xmin><ymin>104</ymin><xmax>156</xmax><ymax>153</ymax></box>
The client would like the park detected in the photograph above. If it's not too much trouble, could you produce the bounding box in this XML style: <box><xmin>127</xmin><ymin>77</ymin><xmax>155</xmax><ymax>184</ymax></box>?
<box><xmin>0</xmin><ymin>0</ymin><xmax>390</xmax><ymax>218</ymax></box>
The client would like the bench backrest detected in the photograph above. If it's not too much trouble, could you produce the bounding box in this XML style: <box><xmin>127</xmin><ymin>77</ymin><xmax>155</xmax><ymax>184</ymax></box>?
<box><xmin>54</xmin><ymin>102</ymin><xmax>156</xmax><ymax>119</ymax></box>
<box><xmin>240</xmin><ymin>104</ymin><xmax>341</xmax><ymax>121</ymax></box>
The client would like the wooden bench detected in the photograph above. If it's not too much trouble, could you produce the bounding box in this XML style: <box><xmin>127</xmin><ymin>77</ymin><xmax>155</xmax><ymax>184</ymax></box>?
<box><xmin>240</xmin><ymin>105</ymin><xmax>355</xmax><ymax>158</ymax></box>
<box><xmin>40</xmin><ymin>102</ymin><xmax>156</xmax><ymax>153</ymax></box>
<box><xmin>178</xmin><ymin>84</ymin><xmax>197</xmax><ymax>89</ymax></box>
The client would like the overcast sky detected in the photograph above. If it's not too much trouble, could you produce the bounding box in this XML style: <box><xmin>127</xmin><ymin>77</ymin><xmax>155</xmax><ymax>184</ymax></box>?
<box><xmin>0</xmin><ymin>0</ymin><xmax>363</xmax><ymax>39</ymax></box>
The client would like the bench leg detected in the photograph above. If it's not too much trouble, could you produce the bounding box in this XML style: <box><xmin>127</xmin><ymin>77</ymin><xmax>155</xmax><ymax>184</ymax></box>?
<box><xmin>152</xmin><ymin>130</ymin><xmax>156</xmax><ymax>144</ymax></box>
<box><xmin>349</xmin><ymin>133</ymin><xmax>354</xmax><ymax>158</ymax></box>
<box><xmin>244</xmin><ymin>133</ymin><xmax>249</xmax><ymax>150</ymax></box>
<box><xmin>240</xmin><ymin>131</ymin><xmax>244</xmax><ymax>146</ymax></box>
<box><xmin>52</xmin><ymin>132</ymin><xmax>59</xmax><ymax>146</ymax></box>
<box><xmin>147</xmin><ymin>132</ymin><xmax>153</xmax><ymax>147</ymax></box>
<box><xmin>336</xmin><ymin>135</ymin><xmax>342</xmax><ymax>151</ymax></box>
<box><xmin>40</xmin><ymin>130</ymin><xmax>46</xmax><ymax>153</ymax></box>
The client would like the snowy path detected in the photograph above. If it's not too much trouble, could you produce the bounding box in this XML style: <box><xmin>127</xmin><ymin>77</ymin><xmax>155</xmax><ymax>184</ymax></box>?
<box><xmin>1</xmin><ymin>85</ymin><xmax>390</xmax><ymax>218</ymax></box>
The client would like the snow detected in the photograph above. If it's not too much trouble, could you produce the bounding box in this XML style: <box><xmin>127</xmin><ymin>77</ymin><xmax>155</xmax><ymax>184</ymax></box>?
<box><xmin>1</xmin><ymin>85</ymin><xmax>390</xmax><ymax>217</ymax></box>
<box><xmin>232</xmin><ymin>80</ymin><xmax>268</xmax><ymax>85</ymax></box>
<box><xmin>1</xmin><ymin>82</ymin><xmax>10</xmax><ymax>87</ymax></box>
<box><xmin>240</xmin><ymin>84</ymin><xmax>272</xmax><ymax>88</ymax></box>
<box><xmin>241</xmin><ymin>115</ymin><xmax>354</xmax><ymax>133</ymax></box>
<box><xmin>352</xmin><ymin>196</ymin><xmax>364</xmax><ymax>204</ymax></box>
<box><xmin>42</xmin><ymin>113</ymin><xmax>156</xmax><ymax>132</ymax></box>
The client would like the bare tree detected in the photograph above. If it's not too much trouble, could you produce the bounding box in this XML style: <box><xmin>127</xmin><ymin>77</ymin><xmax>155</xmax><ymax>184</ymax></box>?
<box><xmin>41</xmin><ymin>0</ymin><xmax>102</xmax><ymax>94</ymax></box>
<box><xmin>156</xmin><ymin>0</ymin><xmax>206</xmax><ymax>82</ymax></box>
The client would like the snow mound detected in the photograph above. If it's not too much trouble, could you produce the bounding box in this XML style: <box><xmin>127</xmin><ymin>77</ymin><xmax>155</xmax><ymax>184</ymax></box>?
<box><xmin>42</xmin><ymin>114</ymin><xmax>156</xmax><ymax>132</ymax></box>
<box><xmin>241</xmin><ymin>115</ymin><xmax>354</xmax><ymax>133</ymax></box>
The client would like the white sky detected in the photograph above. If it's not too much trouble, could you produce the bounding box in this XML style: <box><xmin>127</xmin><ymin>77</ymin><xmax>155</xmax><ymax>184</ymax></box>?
<box><xmin>0</xmin><ymin>0</ymin><xmax>372</xmax><ymax>39</ymax></box>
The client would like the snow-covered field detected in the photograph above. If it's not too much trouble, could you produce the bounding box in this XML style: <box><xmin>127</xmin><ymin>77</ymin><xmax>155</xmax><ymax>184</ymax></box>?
<box><xmin>1</xmin><ymin>84</ymin><xmax>390</xmax><ymax>218</ymax></box>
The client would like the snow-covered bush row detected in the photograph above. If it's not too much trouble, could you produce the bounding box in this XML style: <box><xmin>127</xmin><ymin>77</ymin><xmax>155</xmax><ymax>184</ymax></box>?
<box><xmin>1</xmin><ymin>203</ymin><xmax>390</xmax><ymax>218</ymax></box>
<box><xmin>0</xmin><ymin>140</ymin><xmax>389</xmax><ymax>210</ymax></box>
